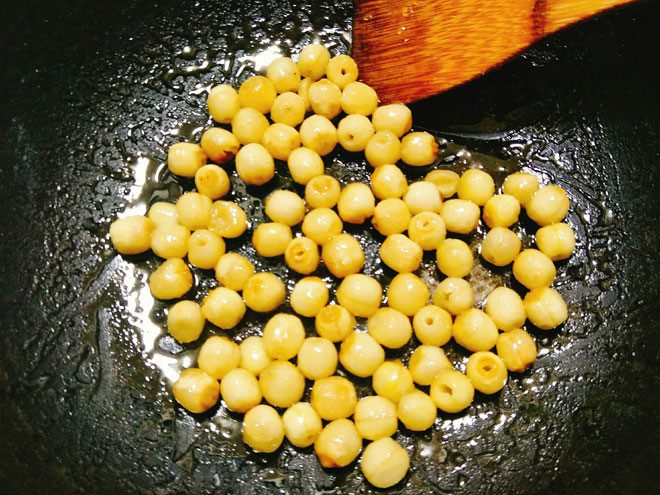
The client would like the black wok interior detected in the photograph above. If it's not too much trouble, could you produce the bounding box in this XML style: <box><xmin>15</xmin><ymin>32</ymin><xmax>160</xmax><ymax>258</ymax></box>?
<box><xmin>0</xmin><ymin>1</ymin><xmax>658</xmax><ymax>494</ymax></box>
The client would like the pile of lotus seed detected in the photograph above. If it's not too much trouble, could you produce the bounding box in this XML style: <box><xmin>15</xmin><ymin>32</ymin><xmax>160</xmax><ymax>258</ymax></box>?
<box><xmin>109</xmin><ymin>43</ymin><xmax>574</xmax><ymax>488</ymax></box>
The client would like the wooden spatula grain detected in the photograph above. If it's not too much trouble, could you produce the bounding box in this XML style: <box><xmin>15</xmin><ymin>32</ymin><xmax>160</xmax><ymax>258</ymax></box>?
<box><xmin>352</xmin><ymin>0</ymin><xmax>636</xmax><ymax>103</ymax></box>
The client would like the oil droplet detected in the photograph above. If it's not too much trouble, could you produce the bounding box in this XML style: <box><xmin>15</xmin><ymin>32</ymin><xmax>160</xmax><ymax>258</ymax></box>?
<box><xmin>418</xmin><ymin>442</ymin><xmax>435</xmax><ymax>458</ymax></box>
<box><xmin>239</xmin><ymin>44</ymin><xmax>282</xmax><ymax>71</ymax></box>
<box><xmin>402</xmin><ymin>6</ymin><xmax>414</xmax><ymax>17</ymax></box>
<box><xmin>190</xmin><ymin>83</ymin><xmax>214</xmax><ymax>96</ymax></box>
<box><xmin>167</xmin><ymin>122</ymin><xmax>206</xmax><ymax>140</ymax></box>
<box><xmin>262</xmin><ymin>467</ymin><xmax>286</xmax><ymax>487</ymax></box>
<box><xmin>458</xmin><ymin>473</ymin><xmax>468</xmax><ymax>486</ymax></box>
<box><xmin>417</xmin><ymin>441</ymin><xmax>447</xmax><ymax>462</ymax></box>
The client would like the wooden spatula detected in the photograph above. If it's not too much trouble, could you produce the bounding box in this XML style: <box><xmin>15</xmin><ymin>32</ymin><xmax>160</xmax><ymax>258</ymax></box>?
<box><xmin>352</xmin><ymin>0</ymin><xmax>636</xmax><ymax>103</ymax></box>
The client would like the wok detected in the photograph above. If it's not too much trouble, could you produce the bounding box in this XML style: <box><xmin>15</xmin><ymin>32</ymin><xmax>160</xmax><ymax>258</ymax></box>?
<box><xmin>0</xmin><ymin>0</ymin><xmax>658</xmax><ymax>494</ymax></box>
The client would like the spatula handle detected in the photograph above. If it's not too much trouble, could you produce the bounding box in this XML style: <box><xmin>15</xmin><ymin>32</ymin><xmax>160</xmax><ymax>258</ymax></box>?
<box><xmin>539</xmin><ymin>0</ymin><xmax>634</xmax><ymax>36</ymax></box>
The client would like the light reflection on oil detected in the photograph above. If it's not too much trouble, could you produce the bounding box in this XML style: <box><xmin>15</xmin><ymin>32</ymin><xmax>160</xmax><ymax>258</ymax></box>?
<box><xmin>238</xmin><ymin>44</ymin><xmax>282</xmax><ymax>72</ymax></box>
<box><xmin>116</xmin><ymin>154</ymin><xmax>191</xmax><ymax>383</ymax></box>
<box><xmin>120</xmin><ymin>260</ymin><xmax>185</xmax><ymax>382</ymax></box>
<box><xmin>118</xmin><ymin>157</ymin><xmax>154</xmax><ymax>216</ymax></box>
